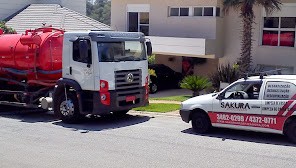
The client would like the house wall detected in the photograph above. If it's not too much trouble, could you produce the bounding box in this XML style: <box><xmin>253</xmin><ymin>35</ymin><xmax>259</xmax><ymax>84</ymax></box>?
<box><xmin>0</xmin><ymin>0</ymin><xmax>86</xmax><ymax>20</ymax></box>
<box><xmin>220</xmin><ymin>0</ymin><xmax>296</xmax><ymax>73</ymax></box>
<box><xmin>111</xmin><ymin>0</ymin><xmax>221</xmax><ymax>38</ymax></box>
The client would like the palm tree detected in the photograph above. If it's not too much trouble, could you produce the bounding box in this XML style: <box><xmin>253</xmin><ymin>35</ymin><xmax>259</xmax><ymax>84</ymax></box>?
<box><xmin>223</xmin><ymin>0</ymin><xmax>281</xmax><ymax>74</ymax></box>
<box><xmin>180</xmin><ymin>75</ymin><xmax>212</xmax><ymax>97</ymax></box>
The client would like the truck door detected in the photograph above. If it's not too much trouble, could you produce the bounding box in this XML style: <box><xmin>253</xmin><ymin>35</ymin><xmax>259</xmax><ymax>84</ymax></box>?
<box><xmin>211</xmin><ymin>80</ymin><xmax>263</xmax><ymax>127</ymax></box>
<box><xmin>69</xmin><ymin>38</ymin><xmax>95</xmax><ymax>90</ymax></box>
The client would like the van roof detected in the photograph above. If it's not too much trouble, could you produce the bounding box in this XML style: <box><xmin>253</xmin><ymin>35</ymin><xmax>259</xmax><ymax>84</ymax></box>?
<box><xmin>242</xmin><ymin>75</ymin><xmax>296</xmax><ymax>81</ymax></box>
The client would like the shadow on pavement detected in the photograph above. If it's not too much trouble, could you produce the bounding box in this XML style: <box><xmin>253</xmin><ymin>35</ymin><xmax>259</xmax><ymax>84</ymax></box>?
<box><xmin>0</xmin><ymin>105</ymin><xmax>56</xmax><ymax>123</ymax></box>
<box><xmin>182</xmin><ymin>127</ymin><xmax>296</xmax><ymax>147</ymax></box>
<box><xmin>53</xmin><ymin>114</ymin><xmax>150</xmax><ymax>133</ymax></box>
<box><xmin>0</xmin><ymin>105</ymin><xmax>150</xmax><ymax>132</ymax></box>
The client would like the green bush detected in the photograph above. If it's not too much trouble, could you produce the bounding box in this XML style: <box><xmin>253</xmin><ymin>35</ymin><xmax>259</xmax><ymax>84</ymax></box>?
<box><xmin>0</xmin><ymin>22</ymin><xmax>16</xmax><ymax>34</ymax></box>
<box><xmin>148</xmin><ymin>55</ymin><xmax>155</xmax><ymax>64</ymax></box>
<box><xmin>210</xmin><ymin>63</ymin><xmax>239</xmax><ymax>91</ymax></box>
<box><xmin>180</xmin><ymin>75</ymin><xmax>212</xmax><ymax>97</ymax></box>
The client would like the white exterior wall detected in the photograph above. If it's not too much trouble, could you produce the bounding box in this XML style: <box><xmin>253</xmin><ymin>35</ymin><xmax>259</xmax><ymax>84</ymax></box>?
<box><xmin>220</xmin><ymin>2</ymin><xmax>296</xmax><ymax>74</ymax></box>
<box><xmin>0</xmin><ymin>0</ymin><xmax>86</xmax><ymax>20</ymax></box>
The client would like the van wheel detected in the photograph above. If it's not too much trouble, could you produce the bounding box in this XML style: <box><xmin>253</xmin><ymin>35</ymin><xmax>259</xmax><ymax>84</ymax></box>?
<box><xmin>55</xmin><ymin>92</ymin><xmax>82</xmax><ymax>123</ymax></box>
<box><xmin>191</xmin><ymin>112</ymin><xmax>211</xmax><ymax>134</ymax></box>
<box><xmin>286</xmin><ymin>121</ymin><xmax>296</xmax><ymax>143</ymax></box>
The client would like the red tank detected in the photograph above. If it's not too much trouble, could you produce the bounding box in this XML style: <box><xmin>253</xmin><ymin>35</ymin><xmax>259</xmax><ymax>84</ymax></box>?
<box><xmin>0</xmin><ymin>27</ymin><xmax>64</xmax><ymax>86</ymax></box>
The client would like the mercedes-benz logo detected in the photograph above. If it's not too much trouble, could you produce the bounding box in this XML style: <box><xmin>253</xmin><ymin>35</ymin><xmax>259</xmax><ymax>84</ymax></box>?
<box><xmin>126</xmin><ymin>73</ymin><xmax>134</xmax><ymax>83</ymax></box>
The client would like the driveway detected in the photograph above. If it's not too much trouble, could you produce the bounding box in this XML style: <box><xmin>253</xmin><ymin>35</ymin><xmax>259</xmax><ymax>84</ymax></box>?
<box><xmin>149</xmin><ymin>89</ymin><xmax>192</xmax><ymax>98</ymax></box>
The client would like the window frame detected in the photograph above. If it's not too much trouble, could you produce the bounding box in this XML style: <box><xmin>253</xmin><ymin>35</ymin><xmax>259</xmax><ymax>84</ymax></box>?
<box><xmin>262</xmin><ymin>16</ymin><xmax>296</xmax><ymax>47</ymax></box>
<box><xmin>127</xmin><ymin>12</ymin><xmax>150</xmax><ymax>36</ymax></box>
<box><xmin>169</xmin><ymin>7</ymin><xmax>190</xmax><ymax>17</ymax></box>
<box><xmin>192</xmin><ymin>6</ymin><xmax>220</xmax><ymax>17</ymax></box>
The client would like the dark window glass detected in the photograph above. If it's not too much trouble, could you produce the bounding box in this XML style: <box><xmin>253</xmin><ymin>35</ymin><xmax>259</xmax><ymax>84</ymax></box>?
<box><xmin>73</xmin><ymin>39</ymin><xmax>91</xmax><ymax>63</ymax></box>
<box><xmin>193</xmin><ymin>7</ymin><xmax>203</xmax><ymax>16</ymax></box>
<box><xmin>128</xmin><ymin>12</ymin><xmax>138</xmax><ymax>32</ymax></box>
<box><xmin>170</xmin><ymin>8</ymin><xmax>179</xmax><ymax>16</ymax></box>
<box><xmin>204</xmin><ymin>7</ymin><xmax>213</xmax><ymax>16</ymax></box>
<box><xmin>180</xmin><ymin>8</ymin><xmax>189</xmax><ymax>16</ymax></box>
<box><xmin>264</xmin><ymin>17</ymin><xmax>279</xmax><ymax>28</ymax></box>
<box><xmin>140</xmin><ymin>12</ymin><xmax>149</xmax><ymax>24</ymax></box>
<box><xmin>262</xmin><ymin>30</ymin><xmax>279</xmax><ymax>46</ymax></box>
<box><xmin>216</xmin><ymin>7</ymin><xmax>220</xmax><ymax>16</ymax></box>
<box><xmin>280</xmin><ymin>31</ymin><xmax>295</xmax><ymax>47</ymax></box>
<box><xmin>281</xmin><ymin>17</ymin><xmax>296</xmax><ymax>28</ymax></box>
<box><xmin>140</xmin><ymin>25</ymin><xmax>149</xmax><ymax>36</ymax></box>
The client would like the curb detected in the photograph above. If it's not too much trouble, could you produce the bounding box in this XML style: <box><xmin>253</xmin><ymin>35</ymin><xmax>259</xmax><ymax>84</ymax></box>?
<box><xmin>128</xmin><ymin>110</ymin><xmax>180</xmax><ymax>117</ymax></box>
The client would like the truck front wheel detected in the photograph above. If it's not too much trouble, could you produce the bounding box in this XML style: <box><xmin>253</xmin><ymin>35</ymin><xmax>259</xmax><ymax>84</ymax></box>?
<box><xmin>191</xmin><ymin>112</ymin><xmax>211</xmax><ymax>134</ymax></box>
<box><xmin>55</xmin><ymin>92</ymin><xmax>82</xmax><ymax>123</ymax></box>
<box><xmin>286</xmin><ymin>121</ymin><xmax>296</xmax><ymax>143</ymax></box>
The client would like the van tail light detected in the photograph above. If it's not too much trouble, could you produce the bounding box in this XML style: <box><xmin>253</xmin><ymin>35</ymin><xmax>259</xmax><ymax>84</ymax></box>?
<box><xmin>145</xmin><ymin>76</ymin><xmax>149</xmax><ymax>100</ymax></box>
<box><xmin>100</xmin><ymin>80</ymin><xmax>110</xmax><ymax>105</ymax></box>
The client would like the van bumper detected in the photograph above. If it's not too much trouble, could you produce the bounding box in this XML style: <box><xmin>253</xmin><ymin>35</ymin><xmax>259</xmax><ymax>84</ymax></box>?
<box><xmin>180</xmin><ymin>109</ymin><xmax>191</xmax><ymax>123</ymax></box>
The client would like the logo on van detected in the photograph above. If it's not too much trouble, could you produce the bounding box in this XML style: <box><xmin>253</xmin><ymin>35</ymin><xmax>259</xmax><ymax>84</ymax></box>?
<box><xmin>221</xmin><ymin>102</ymin><xmax>250</xmax><ymax>110</ymax></box>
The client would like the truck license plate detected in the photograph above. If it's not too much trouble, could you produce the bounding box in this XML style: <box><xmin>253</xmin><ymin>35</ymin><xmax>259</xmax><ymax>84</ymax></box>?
<box><xmin>126</xmin><ymin>96</ymin><xmax>136</xmax><ymax>102</ymax></box>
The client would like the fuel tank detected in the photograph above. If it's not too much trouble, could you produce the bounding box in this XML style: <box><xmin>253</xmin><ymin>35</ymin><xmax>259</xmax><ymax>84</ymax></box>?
<box><xmin>0</xmin><ymin>27</ymin><xmax>64</xmax><ymax>86</ymax></box>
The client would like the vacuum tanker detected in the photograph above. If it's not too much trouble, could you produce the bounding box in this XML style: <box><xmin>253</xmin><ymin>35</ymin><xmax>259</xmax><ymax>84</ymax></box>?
<box><xmin>0</xmin><ymin>27</ymin><xmax>152</xmax><ymax>123</ymax></box>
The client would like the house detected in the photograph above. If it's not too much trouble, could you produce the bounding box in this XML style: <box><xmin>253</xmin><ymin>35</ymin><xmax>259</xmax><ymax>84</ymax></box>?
<box><xmin>1</xmin><ymin>0</ymin><xmax>110</xmax><ymax>33</ymax></box>
<box><xmin>111</xmin><ymin>0</ymin><xmax>296</xmax><ymax>75</ymax></box>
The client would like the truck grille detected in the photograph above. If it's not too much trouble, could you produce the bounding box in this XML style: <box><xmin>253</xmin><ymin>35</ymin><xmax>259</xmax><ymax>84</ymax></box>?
<box><xmin>115</xmin><ymin>69</ymin><xmax>142</xmax><ymax>106</ymax></box>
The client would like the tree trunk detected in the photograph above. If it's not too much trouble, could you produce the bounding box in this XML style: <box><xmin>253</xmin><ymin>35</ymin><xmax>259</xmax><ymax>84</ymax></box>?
<box><xmin>193</xmin><ymin>91</ymin><xmax>199</xmax><ymax>97</ymax></box>
<box><xmin>238</xmin><ymin>12</ymin><xmax>254</xmax><ymax>75</ymax></box>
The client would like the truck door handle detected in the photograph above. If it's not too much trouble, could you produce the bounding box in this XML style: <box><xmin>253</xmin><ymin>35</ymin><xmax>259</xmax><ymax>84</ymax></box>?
<box><xmin>70</xmin><ymin>67</ymin><xmax>72</xmax><ymax>75</ymax></box>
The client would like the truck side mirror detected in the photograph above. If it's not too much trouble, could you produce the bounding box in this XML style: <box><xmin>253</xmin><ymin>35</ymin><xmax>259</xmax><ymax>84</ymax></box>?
<box><xmin>79</xmin><ymin>40</ymin><xmax>91</xmax><ymax>66</ymax></box>
<box><xmin>146</xmin><ymin>41</ymin><xmax>152</xmax><ymax>56</ymax></box>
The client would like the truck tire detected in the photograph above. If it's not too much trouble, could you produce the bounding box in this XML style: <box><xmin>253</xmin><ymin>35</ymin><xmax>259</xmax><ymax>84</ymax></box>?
<box><xmin>55</xmin><ymin>92</ymin><xmax>82</xmax><ymax>123</ymax></box>
<box><xmin>191</xmin><ymin>112</ymin><xmax>211</xmax><ymax>134</ymax></box>
<box><xmin>286</xmin><ymin>121</ymin><xmax>296</xmax><ymax>143</ymax></box>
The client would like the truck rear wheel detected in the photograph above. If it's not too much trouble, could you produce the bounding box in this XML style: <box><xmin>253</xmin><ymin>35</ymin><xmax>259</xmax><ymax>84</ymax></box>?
<box><xmin>55</xmin><ymin>92</ymin><xmax>82</xmax><ymax>123</ymax></box>
<box><xmin>191</xmin><ymin>112</ymin><xmax>211</xmax><ymax>134</ymax></box>
<box><xmin>286</xmin><ymin>121</ymin><xmax>296</xmax><ymax>143</ymax></box>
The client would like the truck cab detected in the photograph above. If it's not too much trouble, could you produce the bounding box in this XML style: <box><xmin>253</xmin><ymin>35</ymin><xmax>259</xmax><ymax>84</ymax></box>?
<box><xmin>53</xmin><ymin>31</ymin><xmax>151</xmax><ymax>122</ymax></box>
<box><xmin>180</xmin><ymin>75</ymin><xmax>296</xmax><ymax>143</ymax></box>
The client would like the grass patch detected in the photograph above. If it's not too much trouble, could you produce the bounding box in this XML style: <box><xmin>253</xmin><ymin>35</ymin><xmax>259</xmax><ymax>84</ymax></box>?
<box><xmin>133</xmin><ymin>103</ymin><xmax>180</xmax><ymax>113</ymax></box>
<box><xmin>150</xmin><ymin>95</ymin><xmax>191</xmax><ymax>102</ymax></box>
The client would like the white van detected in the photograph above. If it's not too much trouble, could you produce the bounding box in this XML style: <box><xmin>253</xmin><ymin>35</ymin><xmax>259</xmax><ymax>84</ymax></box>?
<box><xmin>180</xmin><ymin>75</ymin><xmax>296</xmax><ymax>143</ymax></box>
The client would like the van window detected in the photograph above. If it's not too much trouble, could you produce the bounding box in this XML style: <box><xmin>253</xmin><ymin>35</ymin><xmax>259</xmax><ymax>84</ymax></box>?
<box><xmin>264</xmin><ymin>81</ymin><xmax>296</xmax><ymax>100</ymax></box>
<box><xmin>223</xmin><ymin>81</ymin><xmax>262</xmax><ymax>100</ymax></box>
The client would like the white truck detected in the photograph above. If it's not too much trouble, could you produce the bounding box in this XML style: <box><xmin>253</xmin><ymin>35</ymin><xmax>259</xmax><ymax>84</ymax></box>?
<box><xmin>0</xmin><ymin>27</ymin><xmax>152</xmax><ymax>123</ymax></box>
<box><xmin>180</xmin><ymin>75</ymin><xmax>296</xmax><ymax>143</ymax></box>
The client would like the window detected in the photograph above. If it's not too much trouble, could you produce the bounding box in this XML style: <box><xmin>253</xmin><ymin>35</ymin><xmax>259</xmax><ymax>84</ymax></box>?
<box><xmin>169</xmin><ymin>7</ymin><xmax>189</xmax><ymax>16</ymax></box>
<box><xmin>73</xmin><ymin>39</ymin><xmax>92</xmax><ymax>64</ymax></box>
<box><xmin>262</xmin><ymin>17</ymin><xmax>296</xmax><ymax>47</ymax></box>
<box><xmin>98</xmin><ymin>41</ymin><xmax>146</xmax><ymax>62</ymax></box>
<box><xmin>128</xmin><ymin>12</ymin><xmax>149</xmax><ymax>36</ymax></box>
<box><xmin>223</xmin><ymin>81</ymin><xmax>262</xmax><ymax>100</ymax></box>
<box><xmin>264</xmin><ymin>81</ymin><xmax>296</xmax><ymax>100</ymax></box>
<box><xmin>169</xmin><ymin>6</ymin><xmax>220</xmax><ymax>17</ymax></box>
<box><xmin>204</xmin><ymin>7</ymin><xmax>213</xmax><ymax>16</ymax></box>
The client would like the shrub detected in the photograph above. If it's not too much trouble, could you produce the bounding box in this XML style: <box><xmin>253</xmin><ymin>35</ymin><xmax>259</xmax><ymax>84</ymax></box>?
<box><xmin>180</xmin><ymin>75</ymin><xmax>212</xmax><ymax>97</ymax></box>
<box><xmin>210</xmin><ymin>64</ymin><xmax>239</xmax><ymax>91</ymax></box>
<box><xmin>0</xmin><ymin>22</ymin><xmax>16</xmax><ymax>34</ymax></box>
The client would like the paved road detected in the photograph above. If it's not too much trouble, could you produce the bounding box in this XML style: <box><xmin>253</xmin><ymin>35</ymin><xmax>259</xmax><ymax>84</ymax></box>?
<box><xmin>0</xmin><ymin>108</ymin><xmax>296</xmax><ymax>168</ymax></box>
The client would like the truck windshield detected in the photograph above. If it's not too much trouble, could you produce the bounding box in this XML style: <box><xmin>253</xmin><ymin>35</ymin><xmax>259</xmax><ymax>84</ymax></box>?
<box><xmin>98</xmin><ymin>41</ymin><xmax>146</xmax><ymax>62</ymax></box>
